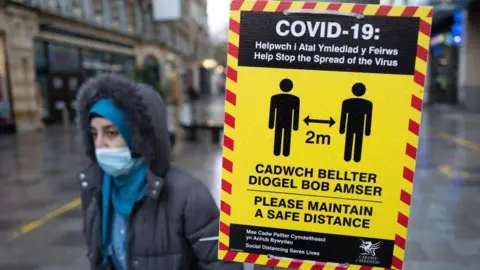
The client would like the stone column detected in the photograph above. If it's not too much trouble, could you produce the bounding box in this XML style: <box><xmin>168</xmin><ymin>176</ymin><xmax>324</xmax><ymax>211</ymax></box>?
<box><xmin>5</xmin><ymin>6</ymin><xmax>43</xmax><ymax>132</ymax></box>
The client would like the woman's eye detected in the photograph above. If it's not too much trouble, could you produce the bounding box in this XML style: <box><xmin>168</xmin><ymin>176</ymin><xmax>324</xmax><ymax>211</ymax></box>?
<box><xmin>107</xmin><ymin>131</ymin><xmax>119</xmax><ymax>137</ymax></box>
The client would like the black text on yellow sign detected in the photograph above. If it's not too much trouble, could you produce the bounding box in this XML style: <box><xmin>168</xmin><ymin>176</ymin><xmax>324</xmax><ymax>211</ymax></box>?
<box><xmin>219</xmin><ymin>2</ymin><xmax>432</xmax><ymax>269</ymax></box>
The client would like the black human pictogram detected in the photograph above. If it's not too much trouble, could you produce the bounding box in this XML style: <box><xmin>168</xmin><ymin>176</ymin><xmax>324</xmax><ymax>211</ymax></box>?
<box><xmin>269</xmin><ymin>79</ymin><xmax>300</xmax><ymax>157</ymax></box>
<box><xmin>339</xmin><ymin>83</ymin><xmax>373</xmax><ymax>162</ymax></box>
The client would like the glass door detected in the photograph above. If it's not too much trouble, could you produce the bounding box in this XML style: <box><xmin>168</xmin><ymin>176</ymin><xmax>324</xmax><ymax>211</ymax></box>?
<box><xmin>47</xmin><ymin>73</ymin><xmax>83</xmax><ymax>123</ymax></box>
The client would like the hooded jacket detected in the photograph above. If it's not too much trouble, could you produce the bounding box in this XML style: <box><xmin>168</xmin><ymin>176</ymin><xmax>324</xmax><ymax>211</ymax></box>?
<box><xmin>75</xmin><ymin>74</ymin><xmax>243</xmax><ymax>270</ymax></box>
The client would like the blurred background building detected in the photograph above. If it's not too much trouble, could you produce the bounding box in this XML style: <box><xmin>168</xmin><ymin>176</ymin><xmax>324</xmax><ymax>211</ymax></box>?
<box><xmin>0</xmin><ymin>0</ymin><xmax>213</xmax><ymax>132</ymax></box>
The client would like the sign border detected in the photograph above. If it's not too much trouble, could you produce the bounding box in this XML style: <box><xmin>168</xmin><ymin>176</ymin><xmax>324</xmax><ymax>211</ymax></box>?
<box><xmin>218</xmin><ymin>1</ymin><xmax>432</xmax><ymax>269</ymax></box>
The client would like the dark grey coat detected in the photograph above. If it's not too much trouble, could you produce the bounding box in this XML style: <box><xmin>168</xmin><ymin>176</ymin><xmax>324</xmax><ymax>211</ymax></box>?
<box><xmin>75</xmin><ymin>74</ymin><xmax>243</xmax><ymax>270</ymax></box>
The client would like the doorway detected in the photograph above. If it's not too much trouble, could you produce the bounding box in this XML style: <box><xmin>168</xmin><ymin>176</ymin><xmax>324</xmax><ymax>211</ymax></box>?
<box><xmin>47</xmin><ymin>73</ymin><xmax>83</xmax><ymax>123</ymax></box>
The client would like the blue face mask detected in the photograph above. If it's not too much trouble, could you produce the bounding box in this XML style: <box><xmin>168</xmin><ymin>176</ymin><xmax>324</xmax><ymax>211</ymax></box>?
<box><xmin>95</xmin><ymin>147</ymin><xmax>139</xmax><ymax>177</ymax></box>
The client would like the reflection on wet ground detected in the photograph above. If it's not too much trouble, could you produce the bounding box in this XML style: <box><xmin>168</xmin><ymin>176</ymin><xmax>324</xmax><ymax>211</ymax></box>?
<box><xmin>1</xmin><ymin>107</ymin><xmax>480</xmax><ymax>270</ymax></box>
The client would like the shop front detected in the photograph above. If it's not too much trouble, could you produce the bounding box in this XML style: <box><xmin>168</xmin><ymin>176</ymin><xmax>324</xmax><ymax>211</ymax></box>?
<box><xmin>34</xmin><ymin>41</ymin><xmax>135</xmax><ymax>123</ymax></box>
<box><xmin>429</xmin><ymin>33</ymin><xmax>460</xmax><ymax>105</ymax></box>
<box><xmin>427</xmin><ymin>9</ymin><xmax>466</xmax><ymax>106</ymax></box>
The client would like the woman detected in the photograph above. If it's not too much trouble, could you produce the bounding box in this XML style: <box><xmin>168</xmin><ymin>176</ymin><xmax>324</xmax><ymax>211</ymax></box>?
<box><xmin>76</xmin><ymin>74</ymin><xmax>243</xmax><ymax>270</ymax></box>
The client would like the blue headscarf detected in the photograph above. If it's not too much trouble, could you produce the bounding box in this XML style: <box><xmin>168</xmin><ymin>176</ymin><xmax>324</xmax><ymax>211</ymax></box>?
<box><xmin>89</xmin><ymin>98</ymin><xmax>147</xmax><ymax>264</ymax></box>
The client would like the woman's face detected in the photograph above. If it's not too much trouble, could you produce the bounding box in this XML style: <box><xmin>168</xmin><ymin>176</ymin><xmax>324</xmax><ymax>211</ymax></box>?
<box><xmin>90</xmin><ymin>117</ymin><xmax>127</xmax><ymax>149</ymax></box>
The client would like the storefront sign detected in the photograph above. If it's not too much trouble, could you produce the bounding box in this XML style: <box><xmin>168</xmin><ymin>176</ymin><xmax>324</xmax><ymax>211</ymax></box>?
<box><xmin>82</xmin><ymin>60</ymin><xmax>123</xmax><ymax>72</ymax></box>
<box><xmin>218</xmin><ymin>1</ymin><xmax>432</xmax><ymax>269</ymax></box>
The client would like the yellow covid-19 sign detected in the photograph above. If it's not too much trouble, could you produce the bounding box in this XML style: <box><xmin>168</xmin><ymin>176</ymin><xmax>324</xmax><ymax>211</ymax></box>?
<box><xmin>218</xmin><ymin>1</ymin><xmax>432</xmax><ymax>269</ymax></box>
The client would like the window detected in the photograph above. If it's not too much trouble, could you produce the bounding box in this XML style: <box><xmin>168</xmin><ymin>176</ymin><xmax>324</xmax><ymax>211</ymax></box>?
<box><xmin>112</xmin><ymin>18</ymin><xmax>120</xmax><ymax>28</ymax></box>
<box><xmin>143</xmin><ymin>55</ymin><xmax>160</xmax><ymax>84</ymax></box>
<box><xmin>82</xmin><ymin>49</ymin><xmax>134</xmax><ymax>77</ymax></box>
<box><xmin>82</xmin><ymin>49</ymin><xmax>112</xmax><ymax>72</ymax></box>
<box><xmin>34</xmin><ymin>41</ymin><xmax>47</xmax><ymax>70</ymax></box>
<box><xmin>47</xmin><ymin>0</ymin><xmax>61</xmax><ymax>12</ymax></box>
<box><xmin>83</xmin><ymin>49</ymin><xmax>112</xmax><ymax>63</ymax></box>
<box><xmin>117</xmin><ymin>0</ymin><xmax>128</xmax><ymax>32</ymax></box>
<box><xmin>36</xmin><ymin>73</ymin><xmax>49</xmax><ymax>118</ymax></box>
<box><xmin>48</xmin><ymin>44</ymin><xmax>80</xmax><ymax>72</ymax></box>
<box><xmin>159</xmin><ymin>24</ymin><xmax>174</xmax><ymax>46</ymax></box>
<box><xmin>72</xmin><ymin>0</ymin><xmax>83</xmax><ymax>19</ymax></box>
<box><xmin>144</xmin><ymin>5</ymin><xmax>154</xmax><ymax>39</ymax></box>
<box><xmin>126</xmin><ymin>0</ymin><xmax>137</xmax><ymax>34</ymax></box>
<box><xmin>176</xmin><ymin>30</ymin><xmax>190</xmax><ymax>55</ymax></box>
<box><xmin>93</xmin><ymin>0</ymin><xmax>104</xmax><ymax>25</ymax></box>
<box><xmin>134</xmin><ymin>0</ymin><xmax>143</xmax><ymax>35</ymax></box>
<box><xmin>111</xmin><ymin>0</ymin><xmax>121</xmax><ymax>30</ymax></box>
<box><xmin>112</xmin><ymin>54</ymin><xmax>135</xmax><ymax>77</ymax></box>
<box><xmin>189</xmin><ymin>1</ymin><xmax>207</xmax><ymax>28</ymax></box>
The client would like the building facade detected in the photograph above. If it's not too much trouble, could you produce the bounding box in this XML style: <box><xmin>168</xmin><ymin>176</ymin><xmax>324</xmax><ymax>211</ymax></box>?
<box><xmin>0</xmin><ymin>0</ymin><xmax>212</xmax><ymax>132</ymax></box>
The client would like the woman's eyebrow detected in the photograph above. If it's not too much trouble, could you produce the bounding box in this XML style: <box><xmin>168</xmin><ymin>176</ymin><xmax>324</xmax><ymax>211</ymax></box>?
<box><xmin>102</xmin><ymin>125</ymin><xmax>116</xmax><ymax>130</ymax></box>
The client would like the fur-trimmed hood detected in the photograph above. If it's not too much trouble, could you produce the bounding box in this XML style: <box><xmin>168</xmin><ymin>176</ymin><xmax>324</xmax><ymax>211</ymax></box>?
<box><xmin>75</xmin><ymin>73</ymin><xmax>171</xmax><ymax>177</ymax></box>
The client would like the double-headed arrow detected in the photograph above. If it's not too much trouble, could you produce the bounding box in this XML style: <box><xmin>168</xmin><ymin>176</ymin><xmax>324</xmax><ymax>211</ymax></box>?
<box><xmin>303</xmin><ymin>116</ymin><xmax>336</xmax><ymax>127</ymax></box>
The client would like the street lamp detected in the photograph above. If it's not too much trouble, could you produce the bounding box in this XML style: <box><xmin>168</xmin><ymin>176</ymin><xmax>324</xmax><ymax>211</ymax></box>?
<box><xmin>202</xmin><ymin>59</ymin><xmax>218</xmax><ymax>70</ymax></box>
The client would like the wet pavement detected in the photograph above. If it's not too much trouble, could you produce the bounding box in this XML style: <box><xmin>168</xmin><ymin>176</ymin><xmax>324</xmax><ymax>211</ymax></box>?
<box><xmin>0</xmin><ymin>105</ymin><xmax>480</xmax><ymax>270</ymax></box>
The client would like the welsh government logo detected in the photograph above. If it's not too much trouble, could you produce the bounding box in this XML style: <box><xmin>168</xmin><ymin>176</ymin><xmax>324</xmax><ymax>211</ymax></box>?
<box><xmin>355</xmin><ymin>239</ymin><xmax>382</xmax><ymax>266</ymax></box>
<box><xmin>359</xmin><ymin>240</ymin><xmax>381</xmax><ymax>256</ymax></box>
